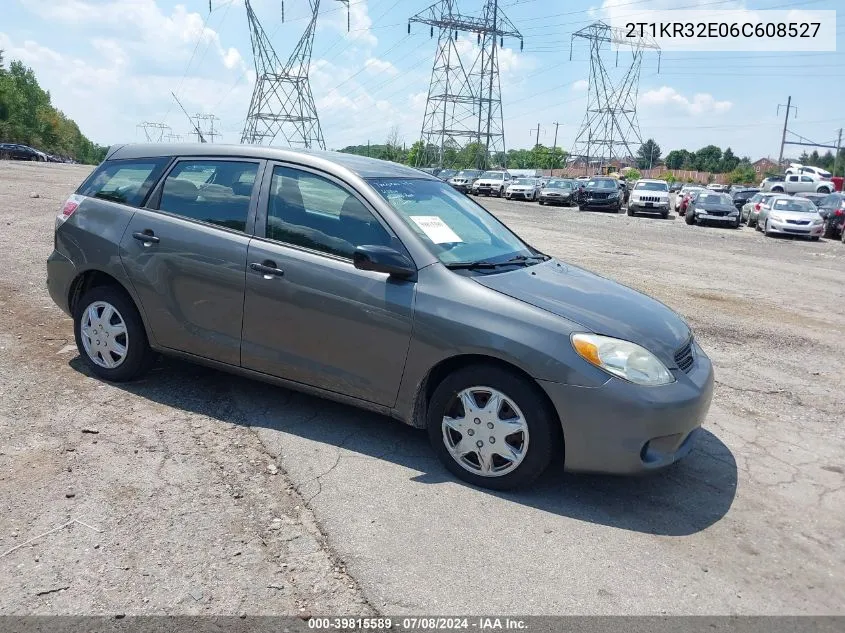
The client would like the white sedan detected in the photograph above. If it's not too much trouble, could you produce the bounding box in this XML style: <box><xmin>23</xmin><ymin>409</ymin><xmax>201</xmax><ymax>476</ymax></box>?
<box><xmin>505</xmin><ymin>178</ymin><xmax>542</xmax><ymax>201</ymax></box>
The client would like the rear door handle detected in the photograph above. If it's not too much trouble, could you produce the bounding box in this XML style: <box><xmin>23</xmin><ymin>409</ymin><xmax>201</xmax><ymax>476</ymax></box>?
<box><xmin>132</xmin><ymin>230</ymin><xmax>160</xmax><ymax>246</ymax></box>
<box><xmin>250</xmin><ymin>260</ymin><xmax>285</xmax><ymax>279</ymax></box>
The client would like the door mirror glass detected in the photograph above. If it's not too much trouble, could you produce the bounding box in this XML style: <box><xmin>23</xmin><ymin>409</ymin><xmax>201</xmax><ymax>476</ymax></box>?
<box><xmin>353</xmin><ymin>245</ymin><xmax>415</xmax><ymax>278</ymax></box>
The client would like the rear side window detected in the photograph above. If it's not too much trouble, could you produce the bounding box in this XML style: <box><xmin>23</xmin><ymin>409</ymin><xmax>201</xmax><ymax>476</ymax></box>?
<box><xmin>157</xmin><ymin>159</ymin><xmax>259</xmax><ymax>232</ymax></box>
<box><xmin>78</xmin><ymin>158</ymin><xmax>169</xmax><ymax>207</ymax></box>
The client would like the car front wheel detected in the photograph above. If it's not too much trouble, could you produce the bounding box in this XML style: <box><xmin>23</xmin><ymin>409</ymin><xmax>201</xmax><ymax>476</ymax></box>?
<box><xmin>685</xmin><ymin>210</ymin><xmax>696</xmax><ymax>225</ymax></box>
<box><xmin>74</xmin><ymin>286</ymin><xmax>156</xmax><ymax>382</ymax></box>
<box><xmin>427</xmin><ymin>365</ymin><xmax>557</xmax><ymax>490</ymax></box>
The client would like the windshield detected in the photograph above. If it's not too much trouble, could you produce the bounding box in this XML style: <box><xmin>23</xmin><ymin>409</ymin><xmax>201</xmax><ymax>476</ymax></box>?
<box><xmin>634</xmin><ymin>181</ymin><xmax>668</xmax><ymax>191</ymax></box>
<box><xmin>771</xmin><ymin>198</ymin><xmax>816</xmax><ymax>213</ymax></box>
<box><xmin>480</xmin><ymin>171</ymin><xmax>505</xmax><ymax>180</ymax></box>
<box><xmin>586</xmin><ymin>179</ymin><xmax>617</xmax><ymax>189</ymax></box>
<box><xmin>699</xmin><ymin>194</ymin><xmax>732</xmax><ymax>205</ymax></box>
<box><xmin>513</xmin><ymin>179</ymin><xmax>535</xmax><ymax>186</ymax></box>
<box><xmin>545</xmin><ymin>180</ymin><xmax>572</xmax><ymax>189</ymax></box>
<box><xmin>367</xmin><ymin>178</ymin><xmax>535</xmax><ymax>266</ymax></box>
<box><xmin>455</xmin><ymin>170</ymin><xmax>481</xmax><ymax>178</ymax></box>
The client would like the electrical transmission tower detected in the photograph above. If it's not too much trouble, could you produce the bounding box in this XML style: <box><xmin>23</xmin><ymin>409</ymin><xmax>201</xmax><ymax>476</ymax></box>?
<box><xmin>136</xmin><ymin>122</ymin><xmax>171</xmax><ymax>142</ymax></box>
<box><xmin>410</xmin><ymin>0</ymin><xmax>522</xmax><ymax>170</ymax></box>
<box><xmin>568</xmin><ymin>21</ymin><xmax>660</xmax><ymax>174</ymax></box>
<box><xmin>241</xmin><ymin>0</ymin><xmax>349</xmax><ymax>148</ymax></box>
<box><xmin>193</xmin><ymin>113</ymin><xmax>220</xmax><ymax>143</ymax></box>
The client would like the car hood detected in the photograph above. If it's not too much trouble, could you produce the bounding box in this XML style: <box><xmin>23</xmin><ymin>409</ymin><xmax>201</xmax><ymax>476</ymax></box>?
<box><xmin>541</xmin><ymin>188</ymin><xmax>571</xmax><ymax>194</ymax></box>
<box><xmin>473</xmin><ymin>260</ymin><xmax>691</xmax><ymax>365</ymax></box>
<box><xmin>696</xmin><ymin>203</ymin><xmax>735</xmax><ymax>212</ymax></box>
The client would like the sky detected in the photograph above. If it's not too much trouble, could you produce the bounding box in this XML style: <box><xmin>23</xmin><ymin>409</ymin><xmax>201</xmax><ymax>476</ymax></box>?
<box><xmin>1</xmin><ymin>0</ymin><xmax>843</xmax><ymax>160</ymax></box>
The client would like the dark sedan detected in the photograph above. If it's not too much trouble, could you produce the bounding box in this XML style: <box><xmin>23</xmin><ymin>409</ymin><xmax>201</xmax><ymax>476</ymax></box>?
<box><xmin>731</xmin><ymin>188</ymin><xmax>759</xmax><ymax>212</ymax></box>
<box><xmin>815</xmin><ymin>193</ymin><xmax>845</xmax><ymax>239</ymax></box>
<box><xmin>538</xmin><ymin>179</ymin><xmax>575</xmax><ymax>206</ymax></box>
<box><xmin>578</xmin><ymin>177</ymin><xmax>623</xmax><ymax>212</ymax></box>
<box><xmin>685</xmin><ymin>192</ymin><xmax>740</xmax><ymax>228</ymax></box>
<box><xmin>0</xmin><ymin>143</ymin><xmax>46</xmax><ymax>161</ymax></box>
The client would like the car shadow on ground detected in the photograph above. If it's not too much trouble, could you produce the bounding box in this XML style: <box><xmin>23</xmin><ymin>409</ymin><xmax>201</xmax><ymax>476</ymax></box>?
<box><xmin>70</xmin><ymin>355</ymin><xmax>738</xmax><ymax>537</ymax></box>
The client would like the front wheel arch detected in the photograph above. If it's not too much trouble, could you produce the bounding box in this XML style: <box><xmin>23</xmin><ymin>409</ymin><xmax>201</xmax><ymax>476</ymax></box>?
<box><xmin>412</xmin><ymin>353</ymin><xmax>563</xmax><ymax>436</ymax></box>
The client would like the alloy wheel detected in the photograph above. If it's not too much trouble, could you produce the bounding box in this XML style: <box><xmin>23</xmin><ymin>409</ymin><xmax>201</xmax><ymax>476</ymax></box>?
<box><xmin>441</xmin><ymin>386</ymin><xmax>529</xmax><ymax>477</ymax></box>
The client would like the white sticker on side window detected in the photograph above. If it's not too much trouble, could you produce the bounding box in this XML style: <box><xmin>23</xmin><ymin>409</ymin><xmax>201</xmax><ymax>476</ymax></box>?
<box><xmin>409</xmin><ymin>215</ymin><xmax>462</xmax><ymax>244</ymax></box>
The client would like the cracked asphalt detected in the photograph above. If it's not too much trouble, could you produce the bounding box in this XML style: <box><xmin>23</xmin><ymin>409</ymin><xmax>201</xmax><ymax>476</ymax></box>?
<box><xmin>1</xmin><ymin>162</ymin><xmax>844</xmax><ymax>615</ymax></box>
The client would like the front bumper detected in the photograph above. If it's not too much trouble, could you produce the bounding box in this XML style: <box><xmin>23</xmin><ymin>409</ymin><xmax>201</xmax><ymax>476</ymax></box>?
<box><xmin>696</xmin><ymin>212</ymin><xmax>738</xmax><ymax>223</ymax></box>
<box><xmin>767</xmin><ymin>219</ymin><xmax>823</xmax><ymax>236</ymax></box>
<box><xmin>450</xmin><ymin>183</ymin><xmax>470</xmax><ymax>193</ymax></box>
<box><xmin>473</xmin><ymin>185</ymin><xmax>500</xmax><ymax>195</ymax></box>
<box><xmin>540</xmin><ymin>194</ymin><xmax>571</xmax><ymax>205</ymax></box>
<box><xmin>47</xmin><ymin>249</ymin><xmax>76</xmax><ymax>316</ymax></box>
<box><xmin>506</xmin><ymin>190</ymin><xmax>534</xmax><ymax>199</ymax></box>
<box><xmin>539</xmin><ymin>342</ymin><xmax>715</xmax><ymax>474</ymax></box>
<box><xmin>581</xmin><ymin>197</ymin><xmax>620</xmax><ymax>209</ymax></box>
<box><xmin>630</xmin><ymin>202</ymin><xmax>670</xmax><ymax>213</ymax></box>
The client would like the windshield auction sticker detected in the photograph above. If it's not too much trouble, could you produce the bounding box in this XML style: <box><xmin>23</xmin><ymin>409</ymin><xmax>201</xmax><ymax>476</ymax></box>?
<box><xmin>610</xmin><ymin>10</ymin><xmax>835</xmax><ymax>52</ymax></box>
<box><xmin>409</xmin><ymin>216</ymin><xmax>463</xmax><ymax>244</ymax></box>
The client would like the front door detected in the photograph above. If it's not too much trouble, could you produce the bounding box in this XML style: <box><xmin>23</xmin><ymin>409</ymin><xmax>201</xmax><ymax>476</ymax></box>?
<box><xmin>240</xmin><ymin>163</ymin><xmax>416</xmax><ymax>407</ymax></box>
<box><xmin>119</xmin><ymin>157</ymin><xmax>262</xmax><ymax>365</ymax></box>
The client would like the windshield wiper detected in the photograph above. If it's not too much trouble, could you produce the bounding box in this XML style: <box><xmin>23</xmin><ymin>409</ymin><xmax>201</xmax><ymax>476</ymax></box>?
<box><xmin>445</xmin><ymin>254</ymin><xmax>549</xmax><ymax>270</ymax></box>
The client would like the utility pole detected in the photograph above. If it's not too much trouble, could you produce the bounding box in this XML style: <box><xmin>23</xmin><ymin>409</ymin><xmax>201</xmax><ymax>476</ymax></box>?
<box><xmin>834</xmin><ymin>128</ymin><xmax>842</xmax><ymax>177</ymax></box>
<box><xmin>530</xmin><ymin>123</ymin><xmax>542</xmax><ymax>148</ymax></box>
<box><xmin>777</xmin><ymin>96</ymin><xmax>797</xmax><ymax>166</ymax></box>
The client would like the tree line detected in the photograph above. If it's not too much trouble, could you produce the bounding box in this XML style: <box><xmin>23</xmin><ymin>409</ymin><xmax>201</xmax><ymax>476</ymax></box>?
<box><xmin>0</xmin><ymin>52</ymin><xmax>107</xmax><ymax>164</ymax></box>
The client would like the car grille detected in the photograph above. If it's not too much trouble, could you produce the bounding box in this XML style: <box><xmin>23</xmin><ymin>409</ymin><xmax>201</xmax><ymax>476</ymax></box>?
<box><xmin>674</xmin><ymin>339</ymin><xmax>694</xmax><ymax>373</ymax></box>
<box><xmin>589</xmin><ymin>192</ymin><xmax>610</xmax><ymax>199</ymax></box>
<box><xmin>639</xmin><ymin>195</ymin><xmax>661</xmax><ymax>203</ymax></box>
<box><xmin>705</xmin><ymin>210</ymin><xmax>728</xmax><ymax>216</ymax></box>
<box><xmin>785</xmin><ymin>219</ymin><xmax>810</xmax><ymax>225</ymax></box>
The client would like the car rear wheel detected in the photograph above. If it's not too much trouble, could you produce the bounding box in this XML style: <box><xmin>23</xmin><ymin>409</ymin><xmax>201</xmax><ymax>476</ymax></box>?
<box><xmin>685</xmin><ymin>210</ymin><xmax>695</xmax><ymax>225</ymax></box>
<box><xmin>823</xmin><ymin>222</ymin><xmax>836</xmax><ymax>239</ymax></box>
<box><xmin>538</xmin><ymin>199</ymin><xmax>544</xmax><ymax>205</ymax></box>
<box><xmin>427</xmin><ymin>365</ymin><xmax>557</xmax><ymax>490</ymax></box>
<box><xmin>74</xmin><ymin>286</ymin><xmax>156</xmax><ymax>382</ymax></box>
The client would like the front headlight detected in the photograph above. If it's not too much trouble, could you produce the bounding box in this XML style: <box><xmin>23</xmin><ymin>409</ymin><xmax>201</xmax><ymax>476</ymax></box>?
<box><xmin>770</xmin><ymin>215</ymin><xmax>784</xmax><ymax>222</ymax></box>
<box><xmin>812</xmin><ymin>217</ymin><xmax>823</xmax><ymax>225</ymax></box>
<box><xmin>571</xmin><ymin>333</ymin><xmax>675</xmax><ymax>386</ymax></box>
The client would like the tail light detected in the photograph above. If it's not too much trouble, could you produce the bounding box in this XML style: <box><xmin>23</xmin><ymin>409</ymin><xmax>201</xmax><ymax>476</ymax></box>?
<box><xmin>755</xmin><ymin>203</ymin><xmax>761</xmax><ymax>210</ymax></box>
<box><xmin>56</xmin><ymin>194</ymin><xmax>84</xmax><ymax>226</ymax></box>
<box><xmin>835</xmin><ymin>209</ymin><xmax>844</xmax><ymax>217</ymax></box>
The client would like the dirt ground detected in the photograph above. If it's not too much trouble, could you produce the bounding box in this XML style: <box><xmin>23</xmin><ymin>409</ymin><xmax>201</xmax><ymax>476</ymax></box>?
<box><xmin>0</xmin><ymin>161</ymin><xmax>843</xmax><ymax>616</ymax></box>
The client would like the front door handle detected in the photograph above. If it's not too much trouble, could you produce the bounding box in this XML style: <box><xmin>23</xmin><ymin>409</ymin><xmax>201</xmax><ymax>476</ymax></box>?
<box><xmin>250</xmin><ymin>260</ymin><xmax>285</xmax><ymax>279</ymax></box>
<box><xmin>132</xmin><ymin>230</ymin><xmax>160</xmax><ymax>246</ymax></box>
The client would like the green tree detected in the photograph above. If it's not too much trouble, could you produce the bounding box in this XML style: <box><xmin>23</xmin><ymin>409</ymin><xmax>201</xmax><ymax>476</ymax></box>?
<box><xmin>624</xmin><ymin>167</ymin><xmax>641</xmax><ymax>180</ymax></box>
<box><xmin>664</xmin><ymin>149</ymin><xmax>691</xmax><ymax>170</ymax></box>
<box><xmin>404</xmin><ymin>140</ymin><xmax>425</xmax><ymax>167</ymax></box>
<box><xmin>693</xmin><ymin>145</ymin><xmax>722</xmax><ymax>172</ymax></box>
<box><xmin>636</xmin><ymin>139</ymin><xmax>661</xmax><ymax>169</ymax></box>
<box><xmin>720</xmin><ymin>147</ymin><xmax>739</xmax><ymax>172</ymax></box>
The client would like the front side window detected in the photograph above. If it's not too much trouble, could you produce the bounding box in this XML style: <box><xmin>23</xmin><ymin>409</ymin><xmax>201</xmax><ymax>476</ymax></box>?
<box><xmin>157</xmin><ymin>160</ymin><xmax>258</xmax><ymax>232</ymax></box>
<box><xmin>266</xmin><ymin>166</ymin><xmax>392</xmax><ymax>258</ymax></box>
<box><xmin>78</xmin><ymin>158</ymin><xmax>169</xmax><ymax>207</ymax></box>
<box><xmin>368</xmin><ymin>178</ymin><xmax>534</xmax><ymax>266</ymax></box>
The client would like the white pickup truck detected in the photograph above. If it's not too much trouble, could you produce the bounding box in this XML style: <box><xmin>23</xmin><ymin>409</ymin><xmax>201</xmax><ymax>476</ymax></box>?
<box><xmin>760</xmin><ymin>165</ymin><xmax>835</xmax><ymax>195</ymax></box>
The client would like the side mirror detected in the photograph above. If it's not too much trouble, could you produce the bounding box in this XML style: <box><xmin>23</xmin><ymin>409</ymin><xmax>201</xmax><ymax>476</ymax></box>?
<box><xmin>353</xmin><ymin>245</ymin><xmax>416</xmax><ymax>279</ymax></box>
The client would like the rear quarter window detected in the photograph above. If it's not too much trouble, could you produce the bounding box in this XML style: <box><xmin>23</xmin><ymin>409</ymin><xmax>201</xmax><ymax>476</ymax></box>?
<box><xmin>78</xmin><ymin>158</ymin><xmax>170</xmax><ymax>208</ymax></box>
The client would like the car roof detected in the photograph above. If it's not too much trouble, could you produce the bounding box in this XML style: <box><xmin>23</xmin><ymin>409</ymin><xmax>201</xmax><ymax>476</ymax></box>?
<box><xmin>106</xmin><ymin>143</ymin><xmax>436</xmax><ymax>180</ymax></box>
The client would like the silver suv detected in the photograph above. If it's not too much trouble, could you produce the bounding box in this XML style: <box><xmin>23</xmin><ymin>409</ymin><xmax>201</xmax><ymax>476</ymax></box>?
<box><xmin>47</xmin><ymin>144</ymin><xmax>713</xmax><ymax>489</ymax></box>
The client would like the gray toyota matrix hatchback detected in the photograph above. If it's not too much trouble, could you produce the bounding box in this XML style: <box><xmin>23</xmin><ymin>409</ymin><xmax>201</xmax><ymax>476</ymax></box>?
<box><xmin>47</xmin><ymin>144</ymin><xmax>714</xmax><ymax>490</ymax></box>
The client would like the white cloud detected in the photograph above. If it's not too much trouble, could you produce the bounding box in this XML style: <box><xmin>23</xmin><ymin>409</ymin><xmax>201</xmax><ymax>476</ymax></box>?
<box><xmin>323</xmin><ymin>0</ymin><xmax>377</xmax><ymax>48</ymax></box>
<box><xmin>641</xmin><ymin>86</ymin><xmax>733</xmax><ymax>115</ymax></box>
<box><xmin>364</xmin><ymin>58</ymin><xmax>399</xmax><ymax>76</ymax></box>
<box><xmin>572</xmin><ymin>79</ymin><xmax>589</xmax><ymax>92</ymax></box>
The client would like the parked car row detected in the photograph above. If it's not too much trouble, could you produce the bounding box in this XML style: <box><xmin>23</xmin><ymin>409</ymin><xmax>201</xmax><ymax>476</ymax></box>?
<box><xmin>682</xmin><ymin>187</ymin><xmax>845</xmax><ymax>242</ymax></box>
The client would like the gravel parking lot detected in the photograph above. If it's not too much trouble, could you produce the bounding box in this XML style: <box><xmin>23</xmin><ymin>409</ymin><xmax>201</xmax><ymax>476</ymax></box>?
<box><xmin>1</xmin><ymin>161</ymin><xmax>843</xmax><ymax>615</ymax></box>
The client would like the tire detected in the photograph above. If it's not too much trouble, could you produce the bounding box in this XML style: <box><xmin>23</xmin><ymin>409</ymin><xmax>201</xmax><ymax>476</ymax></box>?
<box><xmin>426</xmin><ymin>365</ymin><xmax>557</xmax><ymax>490</ymax></box>
<box><xmin>73</xmin><ymin>285</ymin><xmax>156</xmax><ymax>382</ymax></box>
<box><xmin>538</xmin><ymin>200</ymin><xmax>544</xmax><ymax>205</ymax></box>
<box><xmin>497</xmin><ymin>187</ymin><xmax>504</xmax><ymax>198</ymax></box>
<box><xmin>817</xmin><ymin>187</ymin><xmax>831</xmax><ymax>195</ymax></box>
<box><xmin>732</xmin><ymin>217</ymin><xmax>740</xmax><ymax>228</ymax></box>
<box><xmin>811</xmin><ymin>236</ymin><xmax>820</xmax><ymax>241</ymax></box>
<box><xmin>627</xmin><ymin>207</ymin><xmax>634</xmax><ymax>216</ymax></box>
<box><xmin>662</xmin><ymin>211</ymin><xmax>669</xmax><ymax>220</ymax></box>
<box><xmin>842</xmin><ymin>229</ymin><xmax>845</xmax><ymax>244</ymax></box>
<box><xmin>685</xmin><ymin>210</ymin><xmax>695</xmax><ymax>225</ymax></box>
<box><xmin>823</xmin><ymin>222</ymin><xmax>836</xmax><ymax>239</ymax></box>
<box><xmin>764</xmin><ymin>220</ymin><xmax>773</xmax><ymax>237</ymax></box>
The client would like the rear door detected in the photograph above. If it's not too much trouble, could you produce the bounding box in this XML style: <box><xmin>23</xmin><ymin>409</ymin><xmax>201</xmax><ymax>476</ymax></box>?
<box><xmin>119</xmin><ymin>157</ymin><xmax>264</xmax><ymax>366</ymax></box>
<box><xmin>240</xmin><ymin>162</ymin><xmax>415</xmax><ymax>407</ymax></box>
